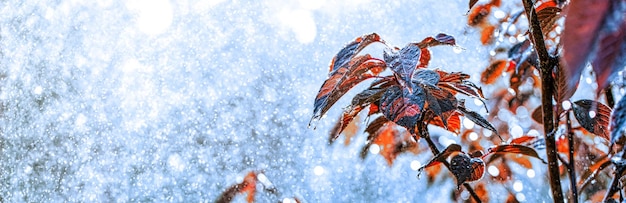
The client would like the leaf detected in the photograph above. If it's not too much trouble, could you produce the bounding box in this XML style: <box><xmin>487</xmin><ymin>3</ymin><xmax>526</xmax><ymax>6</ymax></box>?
<box><xmin>365</xmin><ymin>116</ymin><xmax>391</xmax><ymax>136</ymax></box>
<box><xmin>561</xmin><ymin>0</ymin><xmax>612</xmax><ymax>91</ymax></box>
<box><xmin>413</xmin><ymin>69</ymin><xmax>441</xmax><ymax>88</ymax></box>
<box><xmin>430</xmin><ymin>111</ymin><xmax>462</xmax><ymax>134</ymax></box>
<box><xmin>578</xmin><ymin>155</ymin><xmax>611</xmax><ymax>191</ymax></box>
<box><xmin>417</xmin><ymin>33</ymin><xmax>457</xmax><ymax>48</ymax></box>
<box><xmin>458</xmin><ymin>106</ymin><xmax>500</xmax><ymax>139</ymax></box>
<box><xmin>553</xmin><ymin>63</ymin><xmax>576</xmax><ymax>107</ymax></box>
<box><xmin>486</xmin><ymin>144</ymin><xmax>547</xmax><ymax>163</ymax></box>
<box><xmin>480</xmin><ymin>25</ymin><xmax>496</xmax><ymax>45</ymax></box>
<box><xmin>510</xmin><ymin>135</ymin><xmax>540</xmax><ymax>145</ymax></box>
<box><xmin>216</xmin><ymin>172</ymin><xmax>257</xmax><ymax>203</ymax></box>
<box><xmin>329</xmin><ymin>107</ymin><xmax>362</xmax><ymax>144</ymax></box>
<box><xmin>380</xmin><ymin>86</ymin><xmax>426</xmax><ymax>134</ymax></box>
<box><xmin>329</xmin><ymin>33</ymin><xmax>384</xmax><ymax>73</ymax></box>
<box><xmin>481</xmin><ymin>60</ymin><xmax>509</xmax><ymax>84</ymax></box>
<box><xmin>449</xmin><ymin>153</ymin><xmax>485</xmax><ymax>186</ymax></box>
<box><xmin>536</xmin><ymin>6</ymin><xmax>561</xmax><ymax>36</ymax></box>
<box><xmin>312</xmin><ymin>54</ymin><xmax>387</xmax><ymax>123</ymax></box>
<box><xmin>469</xmin><ymin>0</ymin><xmax>479</xmax><ymax>10</ymax></box>
<box><xmin>592</xmin><ymin>19</ymin><xmax>626</xmax><ymax>89</ymax></box>
<box><xmin>468</xmin><ymin>4</ymin><xmax>491</xmax><ymax>26</ymax></box>
<box><xmin>419</xmin><ymin>144</ymin><xmax>462</xmax><ymax>171</ymax></box>
<box><xmin>610</xmin><ymin>95</ymin><xmax>626</xmax><ymax>147</ymax></box>
<box><xmin>572</xmin><ymin>100</ymin><xmax>611</xmax><ymax>141</ymax></box>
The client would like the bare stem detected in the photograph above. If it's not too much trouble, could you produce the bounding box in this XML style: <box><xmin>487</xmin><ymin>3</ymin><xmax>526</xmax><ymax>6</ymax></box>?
<box><xmin>419</xmin><ymin>122</ymin><xmax>482</xmax><ymax>203</ymax></box>
<box><xmin>521</xmin><ymin>0</ymin><xmax>564</xmax><ymax>202</ymax></box>
<box><xmin>566</xmin><ymin>113</ymin><xmax>578</xmax><ymax>203</ymax></box>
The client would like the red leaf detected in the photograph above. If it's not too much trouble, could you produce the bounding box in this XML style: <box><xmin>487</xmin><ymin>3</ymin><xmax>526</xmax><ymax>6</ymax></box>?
<box><xmin>312</xmin><ymin>54</ymin><xmax>386</xmax><ymax>123</ymax></box>
<box><xmin>561</xmin><ymin>0</ymin><xmax>612</xmax><ymax>91</ymax></box>
<box><xmin>510</xmin><ymin>135</ymin><xmax>539</xmax><ymax>145</ymax></box>
<box><xmin>572</xmin><ymin>100</ymin><xmax>611</xmax><ymax>141</ymax></box>
<box><xmin>216</xmin><ymin>172</ymin><xmax>258</xmax><ymax>203</ymax></box>
<box><xmin>486</xmin><ymin>144</ymin><xmax>547</xmax><ymax>163</ymax></box>
<box><xmin>329</xmin><ymin>106</ymin><xmax>364</xmax><ymax>143</ymax></box>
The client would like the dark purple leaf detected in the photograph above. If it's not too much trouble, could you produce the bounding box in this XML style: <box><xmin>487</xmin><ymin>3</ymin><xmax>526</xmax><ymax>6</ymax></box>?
<box><xmin>380</xmin><ymin>86</ymin><xmax>425</xmax><ymax>134</ymax></box>
<box><xmin>329</xmin><ymin>33</ymin><xmax>384</xmax><ymax>73</ymax></box>
<box><xmin>572</xmin><ymin>100</ymin><xmax>611</xmax><ymax>141</ymax></box>
<box><xmin>458</xmin><ymin>106</ymin><xmax>500</xmax><ymax>139</ymax></box>
<box><xmin>449</xmin><ymin>153</ymin><xmax>485</xmax><ymax>186</ymax></box>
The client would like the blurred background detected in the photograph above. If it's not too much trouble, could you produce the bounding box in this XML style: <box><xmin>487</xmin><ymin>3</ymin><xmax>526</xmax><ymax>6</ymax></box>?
<box><xmin>0</xmin><ymin>0</ymin><xmax>551</xmax><ymax>202</ymax></box>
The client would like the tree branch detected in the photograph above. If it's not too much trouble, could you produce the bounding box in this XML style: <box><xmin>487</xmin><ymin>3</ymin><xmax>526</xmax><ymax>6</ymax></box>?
<box><xmin>521</xmin><ymin>0</ymin><xmax>564</xmax><ymax>202</ymax></box>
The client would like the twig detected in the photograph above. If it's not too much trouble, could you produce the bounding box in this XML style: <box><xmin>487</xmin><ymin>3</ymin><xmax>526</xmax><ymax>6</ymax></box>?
<box><xmin>606</xmin><ymin>85</ymin><xmax>615</xmax><ymax>108</ymax></box>
<box><xmin>521</xmin><ymin>0</ymin><xmax>564</xmax><ymax>202</ymax></box>
<box><xmin>603</xmin><ymin>152</ymin><xmax>626</xmax><ymax>202</ymax></box>
<box><xmin>419</xmin><ymin>122</ymin><xmax>482</xmax><ymax>203</ymax></box>
<box><xmin>566</xmin><ymin>112</ymin><xmax>578</xmax><ymax>203</ymax></box>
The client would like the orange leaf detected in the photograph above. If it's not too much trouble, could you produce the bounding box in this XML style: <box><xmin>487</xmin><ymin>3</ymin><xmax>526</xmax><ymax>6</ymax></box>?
<box><xmin>480</xmin><ymin>25</ymin><xmax>496</xmax><ymax>45</ymax></box>
<box><xmin>481</xmin><ymin>60</ymin><xmax>509</xmax><ymax>84</ymax></box>
<box><xmin>216</xmin><ymin>172</ymin><xmax>258</xmax><ymax>203</ymax></box>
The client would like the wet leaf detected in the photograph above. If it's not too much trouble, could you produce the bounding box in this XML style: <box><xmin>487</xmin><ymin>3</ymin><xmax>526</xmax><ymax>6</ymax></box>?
<box><xmin>458</xmin><ymin>106</ymin><xmax>500</xmax><ymax>139</ymax></box>
<box><xmin>312</xmin><ymin>54</ymin><xmax>386</xmax><ymax>123</ymax></box>
<box><xmin>419</xmin><ymin>144</ymin><xmax>462</xmax><ymax>171</ymax></box>
<box><xmin>329</xmin><ymin>33</ymin><xmax>385</xmax><ymax>73</ymax></box>
<box><xmin>481</xmin><ymin>60</ymin><xmax>510</xmax><ymax>84</ymax></box>
<box><xmin>561</xmin><ymin>0</ymin><xmax>612</xmax><ymax>91</ymax></box>
<box><xmin>380</xmin><ymin>86</ymin><xmax>426</xmax><ymax>134</ymax></box>
<box><xmin>572</xmin><ymin>100</ymin><xmax>611</xmax><ymax>141</ymax></box>
<box><xmin>449</xmin><ymin>153</ymin><xmax>485</xmax><ymax>186</ymax></box>
<box><xmin>216</xmin><ymin>172</ymin><xmax>257</xmax><ymax>203</ymax></box>
<box><xmin>610</xmin><ymin>95</ymin><xmax>626</xmax><ymax>148</ymax></box>
<box><xmin>487</xmin><ymin>144</ymin><xmax>547</xmax><ymax>163</ymax></box>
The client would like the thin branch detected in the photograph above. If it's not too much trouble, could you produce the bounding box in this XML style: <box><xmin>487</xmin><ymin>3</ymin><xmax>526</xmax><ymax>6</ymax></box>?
<box><xmin>606</xmin><ymin>85</ymin><xmax>615</xmax><ymax>108</ymax></box>
<box><xmin>521</xmin><ymin>0</ymin><xmax>564</xmax><ymax>202</ymax></box>
<box><xmin>604</xmin><ymin>152</ymin><xmax>626</xmax><ymax>202</ymax></box>
<box><xmin>566</xmin><ymin>112</ymin><xmax>578</xmax><ymax>203</ymax></box>
<box><xmin>419</xmin><ymin>122</ymin><xmax>482</xmax><ymax>203</ymax></box>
